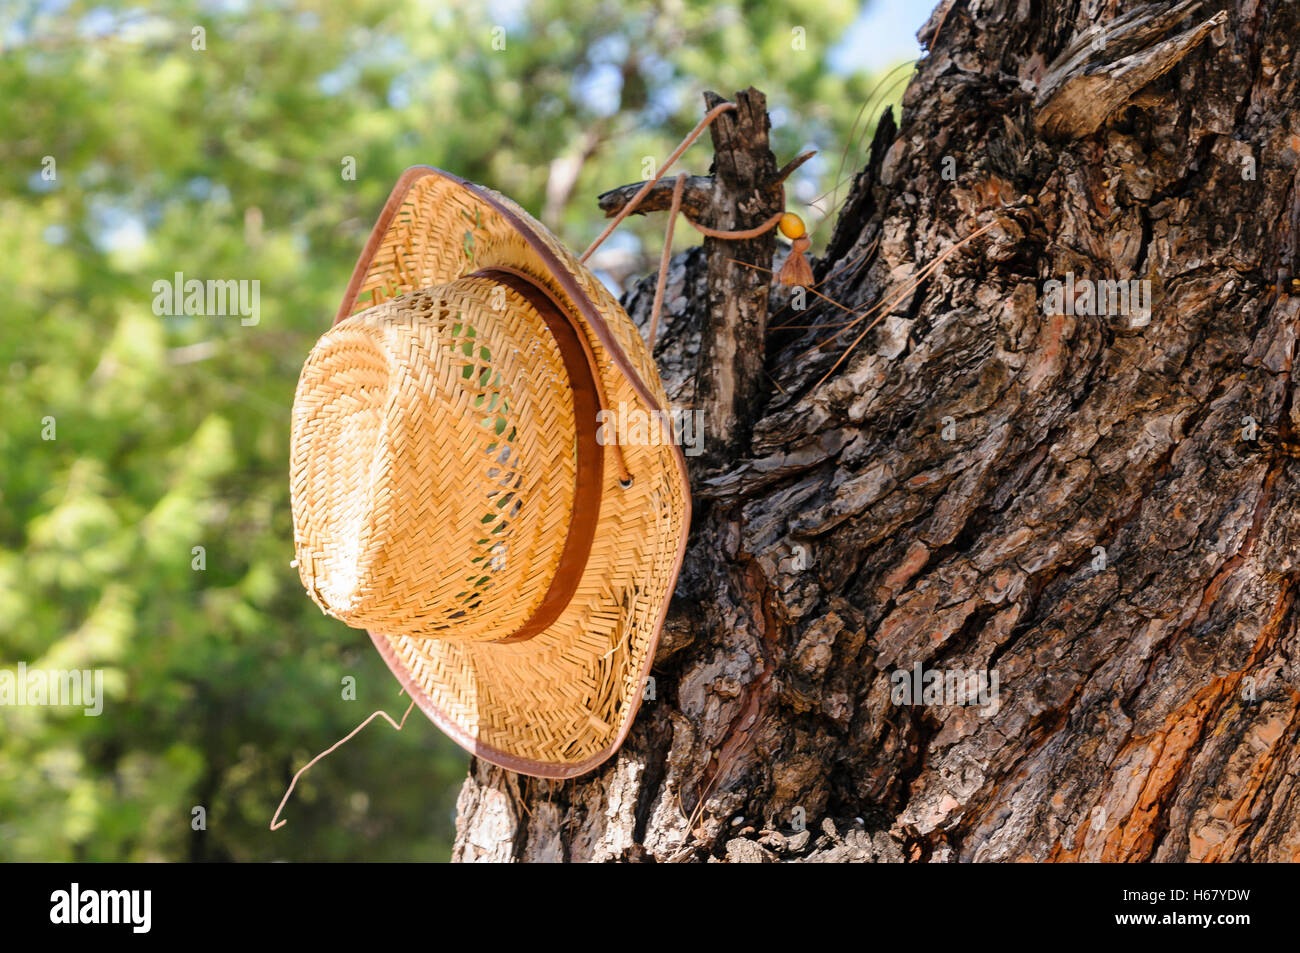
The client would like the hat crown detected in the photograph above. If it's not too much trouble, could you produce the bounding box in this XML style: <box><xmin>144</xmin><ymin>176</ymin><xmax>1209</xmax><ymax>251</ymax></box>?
<box><xmin>291</xmin><ymin>276</ymin><xmax>580</xmax><ymax>643</ymax></box>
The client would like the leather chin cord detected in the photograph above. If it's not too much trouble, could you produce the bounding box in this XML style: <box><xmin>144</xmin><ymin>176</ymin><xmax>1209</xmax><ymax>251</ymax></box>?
<box><xmin>579</xmin><ymin>100</ymin><xmax>807</xmax><ymax>351</ymax></box>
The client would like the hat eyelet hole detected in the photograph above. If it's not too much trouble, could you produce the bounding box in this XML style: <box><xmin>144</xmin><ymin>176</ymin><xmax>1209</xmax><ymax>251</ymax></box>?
<box><xmin>619</xmin><ymin>476</ymin><xmax>634</xmax><ymax>490</ymax></box>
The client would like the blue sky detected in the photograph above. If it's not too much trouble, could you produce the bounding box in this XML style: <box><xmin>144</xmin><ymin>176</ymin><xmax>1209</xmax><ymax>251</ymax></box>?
<box><xmin>832</xmin><ymin>0</ymin><xmax>933</xmax><ymax>72</ymax></box>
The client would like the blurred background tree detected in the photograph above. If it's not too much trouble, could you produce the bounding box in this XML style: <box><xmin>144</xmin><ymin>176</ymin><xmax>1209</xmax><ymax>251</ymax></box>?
<box><xmin>0</xmin><ymin>0</ymin><xmax>914</xmax><ymax>860</ymax></box>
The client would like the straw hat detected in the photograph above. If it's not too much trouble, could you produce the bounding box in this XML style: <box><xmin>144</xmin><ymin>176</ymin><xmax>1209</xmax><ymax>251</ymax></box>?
<box><xmin>290</xmin><ymin>167</ymin><xmax>691</xmax><ymax>778</ymax></box>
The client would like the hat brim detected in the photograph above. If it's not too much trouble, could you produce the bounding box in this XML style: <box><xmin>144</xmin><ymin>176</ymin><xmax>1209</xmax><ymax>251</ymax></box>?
<box><xmin>333</xmin><ymin>167</ymin><xmax>691</xmax><ymax>778</ymax></box>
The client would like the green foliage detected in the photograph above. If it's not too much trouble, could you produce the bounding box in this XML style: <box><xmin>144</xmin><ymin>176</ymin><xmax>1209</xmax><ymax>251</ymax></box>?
<box><xmin>0</xmin><ymin>0</ymin><xmax>903</xmax><ymax>860</ymax></box>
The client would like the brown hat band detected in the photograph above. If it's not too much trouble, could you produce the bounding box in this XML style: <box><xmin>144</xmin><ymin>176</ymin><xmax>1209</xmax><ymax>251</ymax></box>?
<box><xmin>470</xmin><ymin>268</ymin><xmax>604</xmax><ymax>645</ymax></box>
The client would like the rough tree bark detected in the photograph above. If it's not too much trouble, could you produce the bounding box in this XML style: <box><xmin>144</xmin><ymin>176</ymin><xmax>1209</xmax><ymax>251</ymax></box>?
<box><xmin>453</xmin><ymin>0</ymin><xmax>1300</xmax><ymax>862</ymax></box>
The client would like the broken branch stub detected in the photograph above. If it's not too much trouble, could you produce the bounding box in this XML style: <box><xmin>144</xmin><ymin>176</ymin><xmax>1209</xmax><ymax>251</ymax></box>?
<box><xmin>694</xmin><ymin>87</ymin><xmax>783</xmax><ymax>472</ymax></box>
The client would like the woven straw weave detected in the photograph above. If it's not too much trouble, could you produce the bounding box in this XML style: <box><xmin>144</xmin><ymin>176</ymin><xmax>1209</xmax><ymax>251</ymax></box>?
<box><xmin>291</xmin><ymin>168</ymin><xmax>690</xmax><ymax>776</ymax></box>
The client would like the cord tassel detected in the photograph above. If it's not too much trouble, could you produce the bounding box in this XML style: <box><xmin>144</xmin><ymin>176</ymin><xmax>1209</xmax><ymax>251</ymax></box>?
<box><xmin>778</xmin><ymin>235</ymin><xmax>813</xmax><ymax>287</ymax></box>
<box><xmin>776</xmin><ymin>213</ymin><xmax>812</xmax><ymax>287</ymax></box>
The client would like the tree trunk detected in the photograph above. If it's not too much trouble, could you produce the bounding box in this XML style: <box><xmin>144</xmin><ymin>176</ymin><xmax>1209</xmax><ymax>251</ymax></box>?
<box><xmin>453</xmin><ymin>0</ymin><xmax>1300</xmax><ymax>862</ymax></box>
